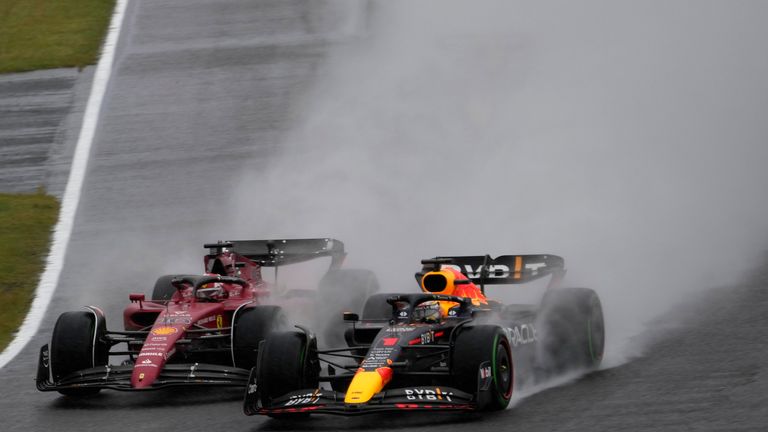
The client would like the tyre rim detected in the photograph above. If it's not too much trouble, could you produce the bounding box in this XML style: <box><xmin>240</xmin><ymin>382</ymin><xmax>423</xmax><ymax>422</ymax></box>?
<box><xmin>493</xmin><ymin>336</ymin><xmax>513</xmax><ymax>400</ymax></box>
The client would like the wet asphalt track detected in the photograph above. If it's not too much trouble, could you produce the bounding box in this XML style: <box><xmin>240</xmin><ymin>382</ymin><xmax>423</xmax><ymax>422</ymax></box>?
<box><xmin>1</xmin><ymin>1</ymin><xmax>767</xmax><ymax>431</ymax></box>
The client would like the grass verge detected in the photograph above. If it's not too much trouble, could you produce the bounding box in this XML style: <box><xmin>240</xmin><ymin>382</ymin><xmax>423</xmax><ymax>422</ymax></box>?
<box><xmin>0</xmin><ymin>0</ymin><xmax>116</xmax><ymax>74</ymax></box>
<box><xmin>0</xmin><ymin>192</ymin><xmax>59</xmax><ymax>351</ymax></box>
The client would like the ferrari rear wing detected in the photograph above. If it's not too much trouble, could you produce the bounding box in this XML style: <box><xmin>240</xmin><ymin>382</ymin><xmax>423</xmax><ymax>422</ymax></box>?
<box><xmin>418</xmin><ymin>254</ymin><xmax>565</xmax><ymax>285</ymax></box>
<box><xmin>205</xmin><ymin>238</ymin><xmax>345</xmax><ymax>269</ymax></box>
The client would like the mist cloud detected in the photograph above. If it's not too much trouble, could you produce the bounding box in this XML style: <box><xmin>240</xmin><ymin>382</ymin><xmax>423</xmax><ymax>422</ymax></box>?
<box><xmin>233</xmin><ymin>0</ymin><xmax>768</xmax><ymax>362</ymax></box>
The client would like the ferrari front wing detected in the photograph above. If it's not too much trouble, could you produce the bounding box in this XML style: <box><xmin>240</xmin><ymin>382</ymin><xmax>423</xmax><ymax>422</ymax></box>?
<box><xmin>36</xmin><ymin>345</ymin><xmax>250</xmax><ymax>392</ymax></box>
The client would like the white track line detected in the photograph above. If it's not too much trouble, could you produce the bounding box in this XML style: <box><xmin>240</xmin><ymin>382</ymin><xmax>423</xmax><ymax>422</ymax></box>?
<box><xmin>0</xmin><ymin>0</ymin><xmax>130</xmax><ymax>370</ymax></box>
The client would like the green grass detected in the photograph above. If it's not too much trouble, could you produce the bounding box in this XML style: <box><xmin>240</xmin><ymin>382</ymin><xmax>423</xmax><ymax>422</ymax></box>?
<box><xmin>0</xmin><ymin>0</ymin><xmax>116</xmax><ymax>74</ymax></box>
<box><xmin>0</xmin><ymin>192</ymin><xmax>59</xmax><ymax>351</ymax></box>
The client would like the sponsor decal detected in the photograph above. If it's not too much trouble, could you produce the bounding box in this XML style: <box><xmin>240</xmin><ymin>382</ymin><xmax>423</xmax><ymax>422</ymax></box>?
<box><xmin>507</xmin><ymin>323</ymin><xmax>537</xmax><ymax>347</ymax></box>
<box><xmin>444</xmin><ymin>262</ymin><xmax>547</xmax><ymax>279</ymax></box>
<box><xmin>139</xmin><ymin>352</ymin><xmax>165</xmax><ymax>357</ymax></box>
<box><xmin>149</xmin><ymin>336</ymin><xmax>168</xmax><ymax>342</ymax></box>
<box><xmin>386</xmin><ymin>326</ymin><xmax>416</xmax><ymax>333</ymax></box>
<box><xmin>142</xmin><ymin>342</ymin><xmax>168</xmax><ymax>347</ymax></box>
<box><xmin>247</xmin><ymin>383</ymin><xmax>258</xmax><ymax>395</ymax></box>
<box><xmin>444</xmin><ymin>264</ymin><xmax>510</xmax><ymax>279</ymax></box>
<box><xmin>478</xmin><ymin>361</ymin><xmax>493</xmax><ymax>390</ymax></box>
<box><xmin>42</xmin><ymin>347</ymin><xmax>49</xmax><ymax>368</ymax></box>
<box><xmin>195</xmin><ymin>315</ymin><xmax>216</xmax><ymax>325</ymax></box>
<box><xmin>283</xmin><ymin>390</ymin><xmax>322</xmax><ymax>407</ymax></box>
<box><xmin>361</xmin><ymin>347</ymin><xmax>395</xmax><ymax>368</ymax></box>
<box><xmin>410</xmin><ymin>330</ymin><xmax>440</xmax><ymax>345</ymax></box>
<box><xmin>136</xmin><ymin>358</ymin><xmax>159</xmax><ymax>368</ymax></box>
<box><xmin>420</xmin><ymin>331</ymin><xmax>434</xmax><ymax>345</ymax></box>
<box><xmin>404</xmin><ymin>388</ymin><xmax>453</xmax><ymax>402</ymax></box>
<box><xmin>398</xmin><ymin>310</ymin><xmax>408</xmax><ymax>318</ymax></box>
<box><xmin>382</xmin><ymin>337</ymin><xmax>399</xmax><ymax>347</ymax></box>
<box><xmin>216</xmin><ymin>314</ymin><xmax>223</xmax><ymax>329</ymax></box>
<box><xmin>480</xmin><ymin>365</ymin><xmax>492</xmax><ymax>379</ymax></box>
<box><xmin>163</xmin><ymin>316</ymin><xmax>191</xmax><ymax>325</ymax></box>
<box><xmin>151</xmin><ymin>326</ymin><xmax>178</xmax><ymax>336</ymax></box>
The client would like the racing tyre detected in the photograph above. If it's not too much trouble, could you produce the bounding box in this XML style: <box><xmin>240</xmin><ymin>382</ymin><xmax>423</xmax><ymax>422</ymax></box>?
<box><xmin>258</xmin><ymin>331</ymin><xmax>320</xmax><ymax>418</ymax></box>
<box><xmin>452</xmin><ymin>325</ymin><xmax>513</xmax><ymax>411</ymax></box>
<box><xmin>232</xmin><ymin>305</ymin><xmax>286</xmax><ymax>369</ymax></box>
<box><xmin>50</xmin><ymin>310</ymin><xmax>109</xmax><ymax>396</ymax></box>
<box><xmin>316</xmin><ymin>269</ymin><xmax>380</xmax><ymax>346</ymax></box>
<box><xmin>151</xmin><ymin>274</ymin><xmax>197</xmax><ymax>301</ymax></box>
<box><xmin>536</xmin><ymin>287</ymin><xmax>605</xmax><ymax>376</ymax></box>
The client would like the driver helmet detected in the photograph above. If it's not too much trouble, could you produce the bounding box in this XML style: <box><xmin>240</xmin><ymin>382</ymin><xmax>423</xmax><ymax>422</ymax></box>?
<box><xmin>197</xmin><ymin>274</ymin><xmax>226</xmax><ymax>300</ymax></box>
<box><xmin>412</xmin><ymin>301</ymin><xmax>443</xmax><ymax>323</ymax></box>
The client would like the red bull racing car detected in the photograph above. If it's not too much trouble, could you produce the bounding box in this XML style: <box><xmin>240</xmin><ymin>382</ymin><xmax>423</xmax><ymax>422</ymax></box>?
<box><xmin>36</xmin><ymin>238</ymin><xmax>378</xmax><ymax>395</ymax></box>
<box><xmin>244</xmin><ymin>254</ymin><xmax>604</xmax><ymax>417</ymax></box>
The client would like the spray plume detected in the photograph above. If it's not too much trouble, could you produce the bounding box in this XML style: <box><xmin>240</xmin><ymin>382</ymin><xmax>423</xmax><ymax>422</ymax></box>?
<box><xmin>232</xmin><ymin>0</ymin><xmax>768</xmax><ymax>364</ymax></box>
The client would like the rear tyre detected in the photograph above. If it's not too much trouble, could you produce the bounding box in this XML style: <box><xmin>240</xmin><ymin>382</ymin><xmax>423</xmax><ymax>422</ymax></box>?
<box><xmin>232</xmin><ymin>305</ymin><xmax>286</xmax><ymax>369</ymax></box>
<box><xmin>50</xmin><ymin>311</ymin><xmax>108</xmax><ymax>396</ymax></box>
<box><xmin>151</xmin><ymin>274</ymin><xmax>197</xmax><ymax>301</ymax></box>
<box><xmin>536</xmin><ymin>287</ymin><xmax>605</xmax><ymax>376</ymax></box>
<box><xmin>316</xmin><ymin>269</ymin><xmax>379</xmax><ymax>346</ymax></box>
<box><xmin>258</xmin><ymin>331</ymin><xmax>320</xmax><ymax>418</ymax></box>
<box><xmin>452</xmin><ymin>325</ymin><xmax>513</xmax><ymax>411</ymax></box>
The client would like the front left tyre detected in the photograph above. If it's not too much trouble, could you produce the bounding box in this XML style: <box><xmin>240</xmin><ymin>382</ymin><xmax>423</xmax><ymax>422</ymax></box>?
<box><xmin>452</xmin><ymin>325</ymin><xmax>513</xmax><ymax>411</ymax></box>
<box><xmin>257</xmin><ymin>330</ymin><xmax>320</xmax><ymax>418</ymax></box>
<box><xmin>50</xmin><ymin>310</ymin><xmax>109</xmax><ymax>396</ymax></box>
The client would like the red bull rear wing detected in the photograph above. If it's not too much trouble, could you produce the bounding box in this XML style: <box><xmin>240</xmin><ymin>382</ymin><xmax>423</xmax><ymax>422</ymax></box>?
<box><xmin>418</xmin><ymin>254</ymin><xmax>565</xmax><ymax>285</ymax></box>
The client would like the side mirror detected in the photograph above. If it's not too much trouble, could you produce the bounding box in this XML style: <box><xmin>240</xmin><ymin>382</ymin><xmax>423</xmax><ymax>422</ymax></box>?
<box><xmin>129</xmin><ymin>293</ymin><xmax>145</xmax><ymax>307</ymax></box>
<box><xmin>342</xmin><ymin>312</ymin><xmax>359</xmax><ymax>322</ymax></box>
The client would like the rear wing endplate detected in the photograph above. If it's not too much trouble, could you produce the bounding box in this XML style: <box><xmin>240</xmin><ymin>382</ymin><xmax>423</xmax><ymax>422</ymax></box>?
<box><xmin>205</xmin><ymin>238</ymin><xmax>345</xmax><ymax>269</ymax></box>
<box><xmin>419</xmin><ymin>254</ymin><xmax>565</xmax><ymax>285</ymax></box>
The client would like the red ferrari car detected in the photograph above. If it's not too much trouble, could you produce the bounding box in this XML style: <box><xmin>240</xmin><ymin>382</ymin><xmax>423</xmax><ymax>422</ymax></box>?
<box><xmin>36</xmin><ymin>238</ymin><xmax>379</xmax><ymax>395</ymax></box>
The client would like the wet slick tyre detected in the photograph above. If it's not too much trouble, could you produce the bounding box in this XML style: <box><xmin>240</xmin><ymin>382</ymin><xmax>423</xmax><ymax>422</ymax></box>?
<box><xmin>258</xmin><ymin>331</ymin><xmax>320</xmax><ymax>418</ymax></box>
<box><xmin>50</xmin><ymin>311</ymin><xmax>108</xmax><ymax>396</ymax></box>
<box><xmin>232</xmin><ymin>305</ymin><xmax>286</xmax><ymax>369</ymax></box>
<box><xmin>537</xmin><ymin>287</ymin><xmax>605</xmax><ymax>376</ymax></box>
<box><xmin>452</xmin><ymin>325</ymin><xmax>513</xmax><ymax>411</ymax></box>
